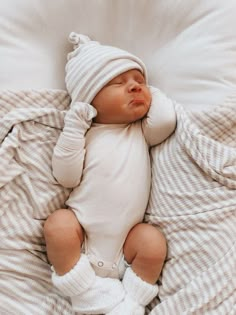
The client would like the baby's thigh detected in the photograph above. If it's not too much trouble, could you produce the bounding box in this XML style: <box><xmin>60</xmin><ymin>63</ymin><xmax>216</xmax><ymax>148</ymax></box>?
<box><xmin>123</xmin><ymin>223</ymin><xmax>167</xmax><ymax>262</ymax></box>
<box><xmin>44</xmin><ymin>208</ymin><xmax>84</xmax><ymax>243</ymax></box>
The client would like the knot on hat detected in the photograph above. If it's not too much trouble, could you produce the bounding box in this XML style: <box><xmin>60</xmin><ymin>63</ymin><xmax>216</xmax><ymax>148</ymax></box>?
<box><xmin>68</xmin><ymin>32</ymin><xmax>91</xmax><ymax>49</ymax></box>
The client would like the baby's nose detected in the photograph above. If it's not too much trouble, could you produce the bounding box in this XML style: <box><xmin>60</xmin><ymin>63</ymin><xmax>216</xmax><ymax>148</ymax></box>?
<box><xmin>128</xmin><ymin>81</ymin><xmax>142</xmax><ymax>92</ymax></box>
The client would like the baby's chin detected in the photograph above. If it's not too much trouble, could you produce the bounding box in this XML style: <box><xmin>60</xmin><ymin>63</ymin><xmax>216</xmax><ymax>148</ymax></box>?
<box><xmin>94</xmin><ymin>106</ymin><xmax>149</xmax><ymax>124</ymax></box>
<box><xmin>130</xmin><ymin>105</ymin><xmax>149</xmax><ymax>121</ymax></box>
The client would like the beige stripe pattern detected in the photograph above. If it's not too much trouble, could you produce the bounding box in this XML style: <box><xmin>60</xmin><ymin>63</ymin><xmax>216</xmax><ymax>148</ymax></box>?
<box><xmin>0</xmin><ymin>89</ymin><xmax>235</xmax><ymax>314</ymax></box>
<box><xmin>146</xmin><ymin>94</ymin><xmax>236</xmax><ymax>314</ymax></box>
<box><xmin>0</xmin><ymin>90</ymin><xmax>73</xmax><ymax>314</ymax></box>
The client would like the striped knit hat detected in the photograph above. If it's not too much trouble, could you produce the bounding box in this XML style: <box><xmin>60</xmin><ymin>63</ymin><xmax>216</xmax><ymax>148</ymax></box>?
<box><xmin>65</xmin><ymin>32</ymin><xmax>147</xmax><ymax>104</ymax></box>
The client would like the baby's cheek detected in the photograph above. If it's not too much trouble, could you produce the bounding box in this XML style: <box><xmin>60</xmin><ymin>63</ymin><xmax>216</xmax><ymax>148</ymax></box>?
<box><xmin>146</xmin><ymin>88</ymin><xmax>152</xmax><ymax>102</ymax></box>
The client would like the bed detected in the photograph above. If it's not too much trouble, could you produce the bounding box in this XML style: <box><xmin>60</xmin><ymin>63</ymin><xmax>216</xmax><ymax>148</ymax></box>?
<box><xmin>0</xmin><ymin>1</ymin><xmax>236</xmax><ymax>314</ymax></box>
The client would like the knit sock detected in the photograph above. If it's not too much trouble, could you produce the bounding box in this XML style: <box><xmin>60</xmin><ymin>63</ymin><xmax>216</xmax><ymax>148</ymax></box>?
<box><xmin>71</xmin><ymin>275</ymin><xmax>125</xmax><ymax>314</ymax></box>
<box><xmin>107</xmin><ymin>267</ymin><xmax>159</xmax><ymax>315</ymax></box>
<box><xmin>51</xmin><ymin>254</ymin><xmax>125</xmax><ymax>314</ymax></box>
<box><xmin>51</xmin><ymin>254</ymin><xmax>95</xmax><ymax>296</ymax></box>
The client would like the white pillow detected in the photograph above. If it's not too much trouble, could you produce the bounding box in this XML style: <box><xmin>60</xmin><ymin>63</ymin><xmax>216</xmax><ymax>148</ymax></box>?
<box><xmin>0</xmin><ymin>0</ymin><xmax>236</xmax><ymax>111</ymax></box>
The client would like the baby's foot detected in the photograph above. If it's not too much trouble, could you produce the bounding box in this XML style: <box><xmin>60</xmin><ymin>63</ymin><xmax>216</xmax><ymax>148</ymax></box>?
<box><xmin>107</xmin><ymin>267</ymin><xmax>158</xmax><ymax>315</ymax></box>
<box><xmin>106</xmin><ymin>295</ymin><xmax>144</xmax><ymax>315</ymax></box>
<box><xmin>71</xmin><ymin>275</ymin><xmax>125</xmax><ymax>314</ymax></box>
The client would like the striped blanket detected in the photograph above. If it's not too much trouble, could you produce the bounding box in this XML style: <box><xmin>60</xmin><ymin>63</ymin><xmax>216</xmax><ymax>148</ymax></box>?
<box><xmin>0</xmin><ymin>90</ymin><xmax>235</xmax><ymax>314</ymax></box>
<box><xmin>146</xmin><ymin>94</ymin><xmax>236</xmax><ymax>314</ymax></box>
<box><xmin>0</xmin><ymin>90</ymin><xmax>74</xmax><ymax>314</ymax></box>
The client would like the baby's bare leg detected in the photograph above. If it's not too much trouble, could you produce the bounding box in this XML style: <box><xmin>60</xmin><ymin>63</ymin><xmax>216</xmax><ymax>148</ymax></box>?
<box><xmin>107</xmin><ymin>223</ymin><xmax>166</xmax><ymax>314</ymax></box>
<box><xmin>43</xmin><ymin>209</ymin><xmax>84</xmax><ymax>275</ymax></box>
<box><xmin>123</xmin><ymin>223</ymin><xmax>167</xmax><ymax>284</ymax></box>
<box><xmin>44</xmin><ymin>209</ymin><xmax>125</xmax><ymax>314</ymax></box>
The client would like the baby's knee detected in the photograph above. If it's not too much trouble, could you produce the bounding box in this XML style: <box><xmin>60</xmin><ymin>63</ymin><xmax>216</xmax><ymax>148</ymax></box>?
<box><xmin>146</xmin><ymin>225</ymin><xmax>167</xmax><ymax>263</ymax></box>
<box><xmin>44</xmin><ymin>209</ymin><xmax>82</xmax><ymax>240</ymax></box>
<box><xmin>131</xmin><ymin>223</ymin><xmax>167</xmax><ymax>262</ymax></box>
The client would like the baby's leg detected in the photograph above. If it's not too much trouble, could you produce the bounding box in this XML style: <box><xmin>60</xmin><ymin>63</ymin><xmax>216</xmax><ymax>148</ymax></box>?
<box><xmin>44</xmin><ymin>208</ymin><xmax>84</xmax><ymax>275</ymax></box>
<box><xmin>107</xmin><ymin>223</ymin><xmax>166</xmax><ymax>315</ymax></box>
<box><xmin>44</xmin><ymin>209</ymin><xmax>124</xmax><ymax>314</ymax></box>
<box><xmin>123</xmin><ymin>222</ymin><xmax>167</xmax><ymax>284</ymax></box>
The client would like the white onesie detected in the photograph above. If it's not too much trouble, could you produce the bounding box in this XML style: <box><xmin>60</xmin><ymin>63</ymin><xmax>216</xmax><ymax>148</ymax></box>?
<box><xmin>52</xmin><ymin>87</ymin><xmax>176</xmax><ymax>278</ymax></box>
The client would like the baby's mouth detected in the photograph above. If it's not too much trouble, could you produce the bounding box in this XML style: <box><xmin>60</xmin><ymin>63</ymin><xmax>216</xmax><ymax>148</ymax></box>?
<box><xmin>129</xmin><ymin>99</ymin><xmax>145</xmax><ymax>106</ymax></box>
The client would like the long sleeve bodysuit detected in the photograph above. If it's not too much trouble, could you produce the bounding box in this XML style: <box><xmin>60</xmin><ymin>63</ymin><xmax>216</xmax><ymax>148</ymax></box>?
<box><xmin>52</xmin><ymin>87</ymin><xmax>176</xmax><ymax>278</ymax></box>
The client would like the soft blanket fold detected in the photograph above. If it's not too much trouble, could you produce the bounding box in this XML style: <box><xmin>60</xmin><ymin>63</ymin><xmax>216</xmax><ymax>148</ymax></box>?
<box><xmin>0</xmin><ymin>90</ymin><xmax>74</xmax><ymax>314</ymax></box>
<box><xmin>146</xmin><ymin>94</ymin><xmax>236</xmax><ymax>314</ymax></box>
<box><xmin>0</xmin><ymin>89</ymin><xmax>235</xmax><ymax>314</ymax></box>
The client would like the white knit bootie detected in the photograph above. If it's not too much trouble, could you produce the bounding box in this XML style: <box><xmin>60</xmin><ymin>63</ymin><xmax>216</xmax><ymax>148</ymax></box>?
<box><xmin>51</xmin><ymin>254</ymin><xmax>125</xmax><ymax>314</ymax></box>
<box><xmin>107</xmin><ymin>267</ymin><xmax>158</xmax><ymax>315</ymax></box>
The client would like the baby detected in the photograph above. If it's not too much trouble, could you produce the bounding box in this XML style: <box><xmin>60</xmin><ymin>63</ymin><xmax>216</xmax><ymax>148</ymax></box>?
<box><xmin>44</xmin><ymin>32</ymin><xmax>176</xmax><ymax>315</ymax></box>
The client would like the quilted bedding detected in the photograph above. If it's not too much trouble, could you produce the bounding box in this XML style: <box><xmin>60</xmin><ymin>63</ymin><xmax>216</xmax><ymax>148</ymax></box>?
<box><xmin>0</xmin><ymin>90</ymin><xmax>235</xmax><ymax>314</ymax></box>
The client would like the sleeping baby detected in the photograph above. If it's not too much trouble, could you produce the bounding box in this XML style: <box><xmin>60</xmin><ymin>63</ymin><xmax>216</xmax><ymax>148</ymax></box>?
<box><xmin>43</xmin><ymin>32</ymin><xmax>176</xmax><ymax>315</ymax></box>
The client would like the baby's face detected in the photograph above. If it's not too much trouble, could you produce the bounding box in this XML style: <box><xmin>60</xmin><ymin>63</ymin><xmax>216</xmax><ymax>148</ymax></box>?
<box><xmin>91</xmin><ymin>69</ymin><xmax>151</xmax><ymax>124</ymax></box>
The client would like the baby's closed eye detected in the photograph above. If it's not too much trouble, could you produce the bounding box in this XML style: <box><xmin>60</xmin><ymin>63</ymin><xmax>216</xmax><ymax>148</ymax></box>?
<box><xmin>106</xmin><ymin>79</ymin><xmax>123</xmax><ymax>86</ymax></box>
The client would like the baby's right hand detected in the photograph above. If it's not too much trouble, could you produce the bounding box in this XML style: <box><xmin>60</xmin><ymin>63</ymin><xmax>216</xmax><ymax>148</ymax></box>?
<box><xmin>70</xmin><ymin>102</ymin><xmax>97</xmax><ymax>121</ymax></box>
<box><xmin>64</xmin><ymin>102</ymin><xmax>97</xmax><ymax>134</ymax></box>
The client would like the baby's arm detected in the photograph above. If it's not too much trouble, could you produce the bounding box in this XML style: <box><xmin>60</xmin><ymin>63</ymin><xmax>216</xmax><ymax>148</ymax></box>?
<box><xmin>52</xmin><ymin>102</ymin><xmax>97</xmax><ymax>188</ymax></box>
<box><xmin>142</xmin><ymin>86</ymin><xmax>176</xmax><ymax>147</ymax></box>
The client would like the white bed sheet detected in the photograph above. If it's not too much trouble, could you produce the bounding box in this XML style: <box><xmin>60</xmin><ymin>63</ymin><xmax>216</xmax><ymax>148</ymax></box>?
<box><xmin>1</xmin><ymin>0</ymin><xmax>236</xmax><ymax>110</ymax></box>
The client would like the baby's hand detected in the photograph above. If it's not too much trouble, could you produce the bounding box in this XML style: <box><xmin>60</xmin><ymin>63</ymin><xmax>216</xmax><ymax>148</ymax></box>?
<box><xmin>64</xmin><ymin>102</ymin><xmax>97</xmax><ymax>135</ymax></box>
<box><xmin>71</xmin><ymin>102</ymin><xmax>97</xmax><ymax>121</ymax></box>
